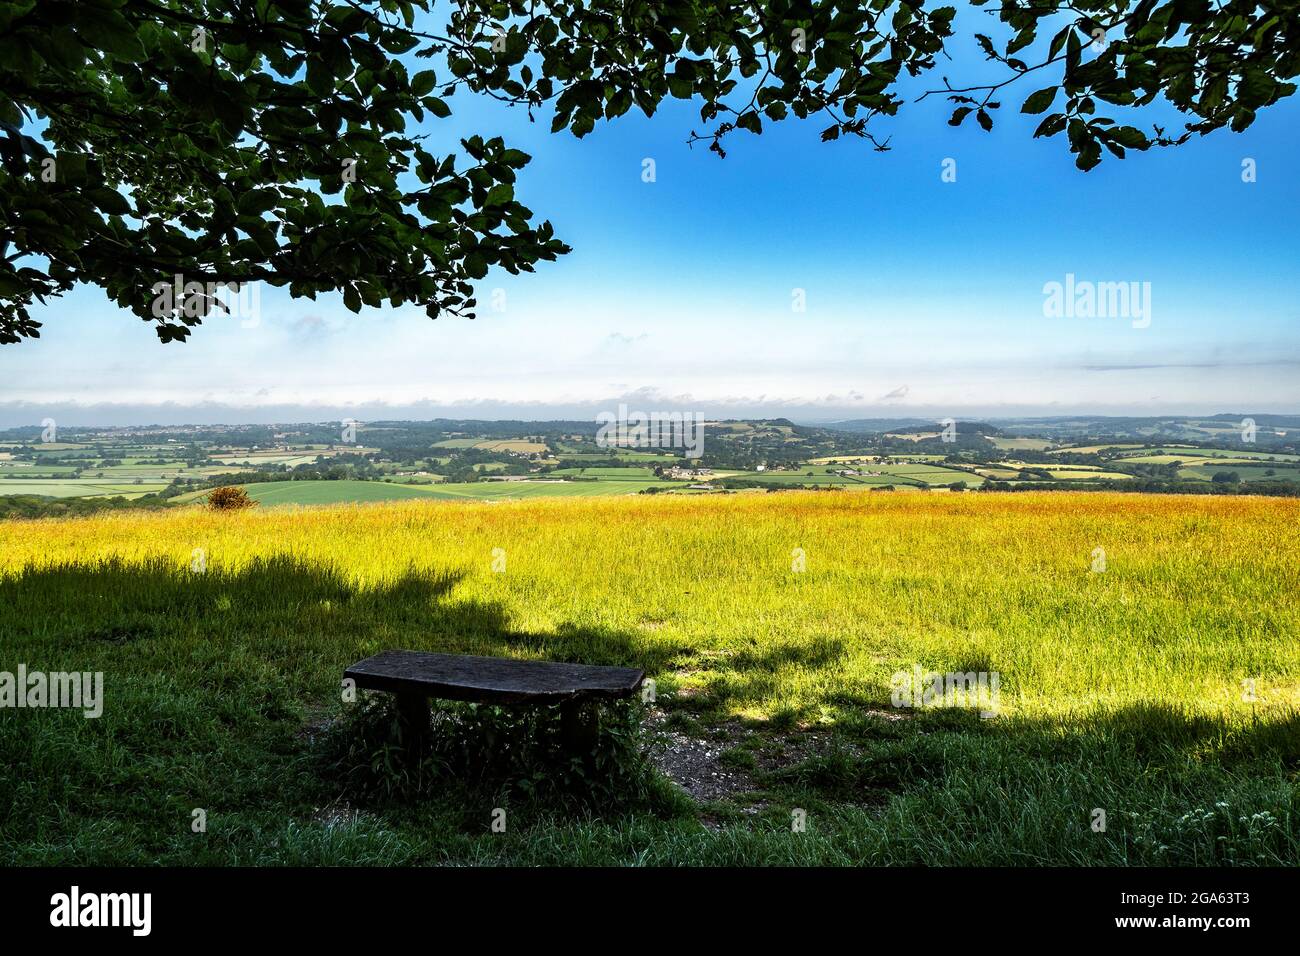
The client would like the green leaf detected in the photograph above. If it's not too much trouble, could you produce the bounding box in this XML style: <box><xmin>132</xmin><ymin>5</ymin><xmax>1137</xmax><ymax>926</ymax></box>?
<box><xmin>343</xmin><ymin>285</ymin><xmax>362</xmax><ymax>313</ymax></box>
<box><xmin>86</xmin><ymin>187</ymin><xmax>131</xmax><ymax>215</ymax></box>
<box><xmin>1021</xmin><ymin>87</ymin><xmax>1058</xmax><ymax>115</ymax></box>
<box><xmin>411</xmin><ymin>70</ymin><xmax>437</xmax><ymax>97</ymax></box>
<box><xmin>1109</xmin><ymin>126</ymin><xmax>1149</xmax><ymax>150</ymax></box>
<box><xmin>237</xmin><ymin>189</ymin><xmax>278</xmax><ymax>216</ymax></box>
<box><xmin>605</xmin><ymin>90</ymin><xmax>633</xmax><ymax>119</ymax></box>
<box><xmin>1033</xmin><ymin>114</ymin><xmax>1067</xmax><ymax>138</ymax></box>
<box><xmin>306</xmin><ymin>57</ymin><xmax>334</xmax><ymax>96</ymax></box>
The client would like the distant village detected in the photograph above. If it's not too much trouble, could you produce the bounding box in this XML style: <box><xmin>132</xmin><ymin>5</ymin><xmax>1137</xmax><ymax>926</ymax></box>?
<box><xmin>657</xmin><ymin>464</ymin><xmax>713</xmax><ymax>481</ymax></box>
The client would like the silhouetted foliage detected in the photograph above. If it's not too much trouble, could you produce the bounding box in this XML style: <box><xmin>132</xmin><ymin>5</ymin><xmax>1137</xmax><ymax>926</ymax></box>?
<box><xmin>4</xmin><ymin>2</ymin><xmax>1295</xmax><ymax>343</ymax></box>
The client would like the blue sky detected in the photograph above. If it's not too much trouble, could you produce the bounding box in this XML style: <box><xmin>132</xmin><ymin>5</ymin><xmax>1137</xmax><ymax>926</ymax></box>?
<box><xmin>3</xmin><ymin>12</ymin><xmax>1297</xmax><ymax>426</ymax></box>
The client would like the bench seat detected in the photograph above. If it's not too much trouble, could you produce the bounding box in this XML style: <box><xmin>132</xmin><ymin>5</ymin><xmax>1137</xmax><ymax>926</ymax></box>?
<box><xmin>344</xmin><ymin>650</ymin><xmax>644</xmax><ymax>705</ymax></box>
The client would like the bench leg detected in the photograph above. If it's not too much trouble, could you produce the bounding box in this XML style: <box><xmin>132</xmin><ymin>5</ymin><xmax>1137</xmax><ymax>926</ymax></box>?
<box><xmin>395</xmin><ymin>693</ymin><xmax>431</xmax><ymax>758</ymax></box>
<box><xmin>559</xmin><ymin>700</ymin><xmax>599</xmax><ymax>759</ymax></box>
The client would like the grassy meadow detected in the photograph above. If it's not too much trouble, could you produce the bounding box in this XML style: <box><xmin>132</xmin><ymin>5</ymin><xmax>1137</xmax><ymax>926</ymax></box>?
<box><xmin>176</xmin><ymin>477</ymin><xmax>670</xmax><ymax>506</ymax></box>
<box><xmin>1</xmin><ymin>491</ymin><xmax>1297</xmax><ymax>865</ymax></box>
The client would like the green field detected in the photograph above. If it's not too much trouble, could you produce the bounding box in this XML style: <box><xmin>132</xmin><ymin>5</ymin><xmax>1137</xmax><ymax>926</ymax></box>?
<box><xmin>179</xmin><ymin>478</ymin><xmax>672</xmax><ymax>506</ymax></box>
<box><xmin>0</xmin><ymin>465</ymin><xmax>81</xmax><ymax>476</ymax></box>
<box><xmin>186</xmin><ymin>480</ymin><xmax>445</xmax><ymax>506</ymax></box>
<box><xmin>1177</xmin><ymin>464</ymin><xmax>1300</xmax><ymax>482</ymax></box>
<box><xmin>1115</xmin><ymin>447</ymin><xmax>1300</xmax><ymax>462</ymax></box>
<box><xmin>987</xmin><ymin>437</ymin><xmax>1055</xmax><ymax>451</ymax></box>
<box><xmin>559</xmin><ymin>451</ymin><xmax>686</xmax><ymax>463</ymax></box>
<box><xmin>732</xmin><ymin>470</ymin><xmax>869</xmax><ymax>486</ymax></box>
<box><xmin>424</xmin><ymin>479</ymin><xmax>665</xmax><ymax>499</ymax></box>
<box><xmin>875</xmin><ymin>463</ymin><xmax>983</xmax><ymax>486</ymax></box>
<box><xmin>550</xmin><ymin>467</ymin><xmax>659</xmax><ymax>479</ymax></box>
<box><xmin>1045</xmin><ymin>470</ymin><xmax>1134</xmax><ymax>481</ymax></box>
<box><xmin>213</xmin><ymin>454</ymin><xmax>321</xmax><ymax>467</ymax></box>
<box><xmin>0</xmin><ymin>479</ymin><xmax>168</xmax><ymax>499</ymax></box>
<box><xmin>1050</xmin><ymin>443</ymin><xmax>1149</xmax><ymax>454</ymax></box>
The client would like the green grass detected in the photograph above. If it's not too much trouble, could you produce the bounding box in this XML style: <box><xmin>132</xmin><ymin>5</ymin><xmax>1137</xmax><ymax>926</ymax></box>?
<box><xmin>560</xmin><ymin>451</ymin><xmax>684</xmax><ymax>463</ymax></box>
<box><xmin>424</xmin><ymin>479</ymin><xmax>664</xmax><ymax>499</ymax></box>
<box><xmin>550</xmin><ymin>467</ymin><xmax>659</xmax><ymax>479</ymax></box>
<box><xmin>181</xmin><ymin>478</ymin><xmax>675</xmax><ymax>506</ymax></box>
<box><xmin>735</xmin><ymin>471</ymin><xmax>867</xmax><ymax>486</ymax></box>
<box><xmin>0</xmin><ymin>464</ymin><xmax>81</xmax><ymax>475</ymax></box>
<box><xmin>1042</xmin><ymin>469</ymin><xmax>1135</xmax><ymax>481</ymax></box>
<box><xmin>1</xmin><ymin>492</ymin><xmax>1296</xmax><ymax>866</ymax></box>
<box><xmin>987</xmin><ymin>437</ymin><xmax>1055</xmax><ymax>451</ymax></box>
<box><xmin>213</xmin><ymin>454</ymin><xmax>321</xmax><ymax>467</ymax></box>
<box><xmin>874</xmin><ymin>463</ymin><xmax>984</xmax><ymax>486</ymax></box>
<box><xmin>211</xmin><ymin>480</ymin><xmax>445</xmax><ymax>505</ymax></box>
<box><xmin>1129</xmin><ymin>447</ymin><xmax>1300</xmax><ymax>462</ymax></box>
<box><xmin>1177</xmin><ymin>464</ymin><xmax>1300</xmax><ymax>482</ymax></box>
<box><xmin>0</xmin><ymin>480</ymin><xmax>167</xmax><ymax>498</ymax></box>
<box><xmin>1051</xmin><ymin>443</ymin><xmax>1150</xmax><ymax>455</ymax></box>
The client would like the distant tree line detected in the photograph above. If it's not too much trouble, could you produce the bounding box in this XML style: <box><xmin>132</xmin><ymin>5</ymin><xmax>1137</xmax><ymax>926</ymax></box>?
<box><xmin>0</xmin><ymin>494</ymin><xmax>169</xmax><ymax>519</ymax></box>
<box><xmin>979</xmin><ymin>480</ymin><xmax>1300</xmax><ymax>498</ymax></box>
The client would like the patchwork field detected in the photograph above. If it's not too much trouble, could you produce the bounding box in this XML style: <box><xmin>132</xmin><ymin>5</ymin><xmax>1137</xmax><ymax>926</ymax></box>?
<box><xmin>1113</xmin><ymin>448</ymin><xmax>1300</xmax><ymax>463</ymax></box>
<box><xmin>736</xmin><ymin>463</ymin><xmax>980</xmax><ymax>488</ymax></box>
<box><xmin>1</xmin><ymin>492</ymin><xmax>1296</xmax><ymax>866</ymax></box>
<box><xmin>987</xmin><ymin>437</ymin><xmax>1056</xmax><ymax>451</ymax></box>
<box><xmin>473</xmin><ymin>440</ymin><xmax>549</xmax><ymax>454</ymax></box>
<box><xmin>174</xmin><ymin>480</ymin><xmax>453</xmax><ymax>505</ymax></box>
<box><xmin>1051</xmin><ymin>443</ymin><xmax>1157</xmax><ymax>455</ymax></box>
<box><xmin>1177</xmin><ymin>464</ymin><xmax>1300</xmax><ymax>482</ymax></box>
<box><xmin>424</xmin><ymin>479</ymin><xmax>666</xmax><ymax>499</ymax></box>
<box><xmin>0</xmin><ymin>479</ymin><xmax>168</xmax><ymax>499</ymax></box>
<box><xmin>432</xmin><ymin>439</ymin><xmax>549</xmax><ymax>454</ymax></box>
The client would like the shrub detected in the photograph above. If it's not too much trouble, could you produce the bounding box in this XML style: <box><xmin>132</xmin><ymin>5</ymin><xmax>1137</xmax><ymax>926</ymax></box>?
<box><xmin>206</xmin><ymin>485</ymin><xmax>256</xmax><ymax>511</ymax></box>
<box><xmin>321</xmin><ymin>695</ymin><xmax>671</xmax><ymax>812</ymax></box>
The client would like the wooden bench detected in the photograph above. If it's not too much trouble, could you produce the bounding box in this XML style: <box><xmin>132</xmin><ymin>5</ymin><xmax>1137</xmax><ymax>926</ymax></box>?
<box><xmin>344</xmin><ymin>650</ymin><xmax>644</xmax><ymax>755</ymax></box>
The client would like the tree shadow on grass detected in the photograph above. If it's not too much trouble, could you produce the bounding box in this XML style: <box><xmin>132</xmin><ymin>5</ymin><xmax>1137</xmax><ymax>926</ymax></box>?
<box><xmin>756</xmin><ymin>698</ymin><xmax>1300</xmax><ymax>838</ymax></box>
<box><xmin>0</xmin><ymin>554</ymin><xmax>692</xmax><ymax>835</ymax></box>
<box><xmin>3</xmin><ymin>556</ymin><xmax>1294</xmax><ymax>838</ymax></box>
<box><xmin>0</xmin><ymin>553</ymin><xmax>677</xmax><ymax>680</ymax></box>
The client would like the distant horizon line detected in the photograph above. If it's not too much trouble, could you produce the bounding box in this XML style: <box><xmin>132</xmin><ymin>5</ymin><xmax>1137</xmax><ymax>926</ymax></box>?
<box><xmin>3</xmin><ymin>411</ymin><xmax>1299</xmax><ymax>432</ymax></box>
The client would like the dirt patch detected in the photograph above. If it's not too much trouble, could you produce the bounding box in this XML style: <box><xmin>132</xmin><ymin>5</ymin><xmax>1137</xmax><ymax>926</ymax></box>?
<box><xmin>644</xmin><ymin>708</ymin><xmax>903</xmax><ymax>808</ymax></box>
<box><xmin>295</xmin><ymin>706</ymin><xmax>336</xmax><ymax>745</ymax></box>
<box><xmin>646</xmin><ymin>713</ymin><xmax>756</xmax><ymax>803</ymax></box>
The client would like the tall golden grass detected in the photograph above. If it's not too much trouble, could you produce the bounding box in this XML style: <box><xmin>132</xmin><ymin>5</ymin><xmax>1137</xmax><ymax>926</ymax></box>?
<box><xmin>3</xmin><ymin>490</ymin><xmax>1295</xmax><ymax>724</ymax></box>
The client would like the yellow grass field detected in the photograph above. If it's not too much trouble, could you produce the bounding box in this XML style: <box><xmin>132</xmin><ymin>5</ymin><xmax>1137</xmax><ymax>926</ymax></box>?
<box><xmin>473</xmin><ymin>439</ymin><xmax>549</xmax><ymax>454</ymax></box>
<box><xmin>3</xmin><ymin>491</ymin><xmax>1296</xmax><ymax>722</ymax></box>
<box><xmin>4</xmin><ymin>491</ymin><xmax>1298</xmax><ymax>866</ymax></box>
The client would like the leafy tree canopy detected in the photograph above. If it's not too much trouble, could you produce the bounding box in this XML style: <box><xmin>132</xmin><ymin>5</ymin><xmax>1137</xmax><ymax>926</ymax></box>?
<box><xmin>2</xmin><ymin>0</ymin><xmax>1295</xmax><ymax>344</ymax></box>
